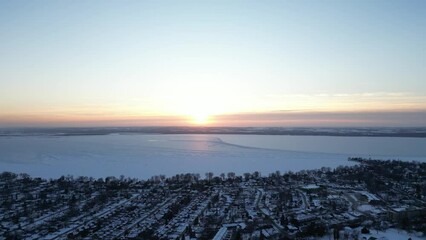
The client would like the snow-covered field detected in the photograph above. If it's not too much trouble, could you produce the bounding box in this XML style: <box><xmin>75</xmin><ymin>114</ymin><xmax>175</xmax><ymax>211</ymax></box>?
<box><xmin>0</xmin><ymin>134</ymin><xmax>425</xmax><ymax>179</ymax></box>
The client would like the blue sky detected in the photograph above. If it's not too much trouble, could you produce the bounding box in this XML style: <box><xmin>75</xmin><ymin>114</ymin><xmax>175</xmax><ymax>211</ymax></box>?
<box><xmin>0</xmin><ymin>0</ymin><xmax>425</xmax><ymax>127</ymax></box>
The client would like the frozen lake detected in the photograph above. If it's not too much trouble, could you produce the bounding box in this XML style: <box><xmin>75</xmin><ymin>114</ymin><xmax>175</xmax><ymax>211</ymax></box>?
<box><xmin>0</xmin><ymin>134</ymin><xmax>425</xmax><ymax>179</ymax></box>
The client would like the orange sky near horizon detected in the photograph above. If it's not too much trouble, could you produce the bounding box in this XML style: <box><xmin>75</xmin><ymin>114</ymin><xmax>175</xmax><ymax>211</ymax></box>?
<box><xmin>1</xmin><ymin>109</ymin><xmax>426</xmax><ymax>128</ymax></box>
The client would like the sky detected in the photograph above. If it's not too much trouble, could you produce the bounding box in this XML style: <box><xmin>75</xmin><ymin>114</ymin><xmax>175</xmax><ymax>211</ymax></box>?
<box><xmin>0</xmin><ymin>0</ymin><xmax>425</xmax><ymax>127</ymax></box>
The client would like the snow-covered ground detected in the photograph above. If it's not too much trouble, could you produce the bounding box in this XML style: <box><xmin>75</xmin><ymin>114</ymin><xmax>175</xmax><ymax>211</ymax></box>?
<box><xmin>362</xmin><ymin>228</ymin><xmax>425</xmax><ymax>240</ymax></box>
<box><xmin>0</xmin><ymin>134</ymin><xmax>425</xmax><ymax>179</ymax></box>
<box><xmin>320</xmin><ymin>228</ymin><xmax>424</xmax><ymax>240</ymax></box>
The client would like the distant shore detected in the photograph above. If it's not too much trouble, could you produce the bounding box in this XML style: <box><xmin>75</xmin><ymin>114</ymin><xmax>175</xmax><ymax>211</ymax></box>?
<box><xmin>1</xmin><ymin>126</ymin><xmax>426</xmax><ymax>137</ymax></box>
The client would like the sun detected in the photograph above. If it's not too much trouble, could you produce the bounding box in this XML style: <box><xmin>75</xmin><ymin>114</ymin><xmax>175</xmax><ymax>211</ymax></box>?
<box><xmin>192</xmin><ymin>113</ymin><xmax>210</xmax><ymax>125</ymax></box>
<box><xmin>175</xmin><ymin>99</ymin><xmax>215</xmax><ymax>125</ymax></box>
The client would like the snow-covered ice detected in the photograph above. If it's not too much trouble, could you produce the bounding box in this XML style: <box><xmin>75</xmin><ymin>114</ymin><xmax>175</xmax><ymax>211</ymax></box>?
<box><xmin>0</xmin><ymin>134</ymin><xmax>425</xmax><ymax>179</ymax></box>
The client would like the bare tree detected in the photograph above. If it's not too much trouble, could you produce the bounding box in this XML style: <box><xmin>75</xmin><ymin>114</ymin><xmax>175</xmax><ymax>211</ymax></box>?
<box><xmin>205</xmin><ymin>172</ymin><xmax>214</xmax><ymax>181</ymax></box>
<box><xmin>227</xmin><ymin>172</ymin><xmax>236</xmax><ymax>180</ymax></box>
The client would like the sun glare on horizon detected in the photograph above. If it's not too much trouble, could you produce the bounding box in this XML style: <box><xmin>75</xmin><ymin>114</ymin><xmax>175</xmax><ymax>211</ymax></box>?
<box><xmin>175</xmin><ymin>97</ymin><xmax>216</xmax><ymax>125</ymax></box>
<box><xmin>191</xmin><ymin>113</ymin><xmax>210</xmax><ymax>125</ymax></box>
